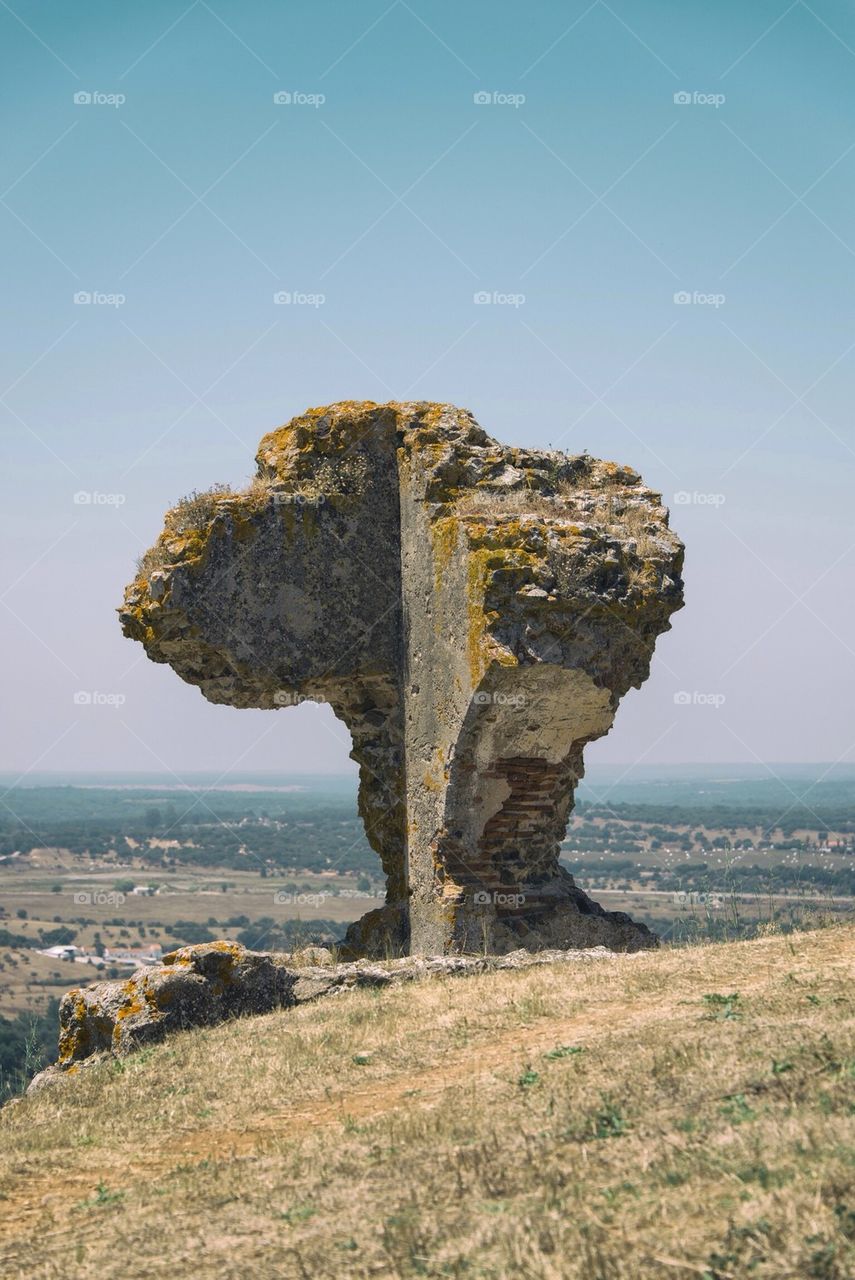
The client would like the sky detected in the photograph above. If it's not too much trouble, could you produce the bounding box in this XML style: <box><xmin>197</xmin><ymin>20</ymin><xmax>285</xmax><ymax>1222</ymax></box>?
<box><xmin>1</xmin><ymin>0</ymin><xmax>853</xmax><ymax>778</ymax></box>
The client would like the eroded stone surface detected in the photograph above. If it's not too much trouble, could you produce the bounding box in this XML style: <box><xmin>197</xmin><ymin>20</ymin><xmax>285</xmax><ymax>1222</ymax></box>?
<box><xmin>119</xmin><ymin>402</ymin><xmax>684</xmax><ymax>956</ymax></box>
<box><xmin>26</xmin><ymin>941</ymin><xmax>637</xmax><ymax>1091</ymax></box>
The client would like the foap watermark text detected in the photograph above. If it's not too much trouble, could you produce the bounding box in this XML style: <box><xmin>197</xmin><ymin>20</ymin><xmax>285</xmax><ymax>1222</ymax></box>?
<box><xmin>474</xmin><ymin>91</ymin><xmax>525</xmax><ymax>108</ymax></box>
<box><xmin>74</xmin><ymin>691</ymin><xmax>126</xmax><ymax>708</ymax></box>
<box><xmin>74</xmin><ymin>90</ymin><xmax>125</xmax><ymax>108</ymax></box>
<box><xmin>673</xmin><ymin>490</ymin><xmax>725</xmax><ymax>506</ymax></box>
<box><xmin>673</xmin><ymin>91</ymin><xmax>725</xmax><ymax>108</ymax></box>
<box><xmin>473</xmin><ymin>690</ymin><xmax>526</xmax><ymax>708</ymax></box>
<box><xmin>274</xmin><ymin>290</ymin><xmax>325</xmax><ymax>307</ymax></box>
<box><xmin>674</xmin><ymin>691</ymin><xmax>726</xmax><ymax>708</ymax></box>
<box><xmin>674</xmin><ymin>291</ymin><xmax>725</xmax><ymax>308</ymax></box>
<box><xmin>273</xmin><ymin>91</ymin><xmax>325</xmax><ymax>107</ymax></box>
<box><xmin>473</xmin><ymin>890</ymin><xmax>526</xmax><ymax>907</ymax></box>
<box><xmin>74</xmin><ymin>291</ymin><xmax>126</xmax><ymax>307</ymax></box>
<box><xmin>474</xmin><ymin>290</ymin><xmax>525</xmax><ymax>307</ymax></box>
<box><xmin>271</xmin><ymin>492</ymin><xmax>325</xmax><ymax>508</ymax></box>
<box><xmin>273</xmin><ymin>890</ymin><xmax>328</xmax><ymax>907</ymax></box>
<box><xmin>673</xmin><ymin>891</ymin><xmax>725</xmax><ymax>910</ymax></box>
<box><xmin>273</xmin><ymin>690</ymin><xmax>322</xmax><ymax>706</ymax></box>
<box><xmin>74</xmin><ymin>490</ymin><xmax>126</xmax><ymax>506</ymax></box>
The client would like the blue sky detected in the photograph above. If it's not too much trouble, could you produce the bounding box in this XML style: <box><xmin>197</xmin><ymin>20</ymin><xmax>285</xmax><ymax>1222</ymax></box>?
<box><xmin>2</xmin><ymin>0</ymin><xmax>854</xmax><ymax>774</ymax></box>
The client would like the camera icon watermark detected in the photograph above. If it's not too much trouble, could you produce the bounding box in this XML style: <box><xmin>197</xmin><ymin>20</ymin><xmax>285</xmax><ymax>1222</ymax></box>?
<box><xmin>74</xmin><ymin>291</ymin><xmax>126</xmax><ymax>308</ymax></box>
<box><xmin>73</xmin><ymin>90</ymin><xmax>126</xmax><ymax>108</ymax></box>
<box><xmin>673</xmin><ymin>690</ymin><xmax>726</xmax><ymax>709</ymax></box>
<box><xmin>273</xmin><ymin>90</ymin><xmax>325</xmax><ymax>108</ymax></box>
<box><xmin>673</xmin><ymin>291</ymin><xmax>725</xmax><ymax>308</ymax></box>
<box><xmin>73</xmin><ymin>490</ymin><xmax>126</xmax><ymax>506</ymax></box>
<box><xmin>673</xmin><ymin>91</ymin><xmax>725</xmax><ymax>108</ymax></box>
<box><xmin>273</xmin><ymin>290</ymin><xmax>325</xmax><ymax>307</ymax></box>
<box><xmin>473</xmin><ymin>290</ymin><xmax>525</xmax><ymax>307</ymax></box>
<box><xmin>73</xmin><ymin>691</ymin><xmax>126</xmax><ymax>708</ymax></box>
<box><xmin>473</xmin><ymin>90</ymin><xmax>525</xmax><ymax>108</ymax></box>
<box><xmin>673</xmin><ymin>491</ymin><xmax>726</xmax><ymax>506</ymax></box>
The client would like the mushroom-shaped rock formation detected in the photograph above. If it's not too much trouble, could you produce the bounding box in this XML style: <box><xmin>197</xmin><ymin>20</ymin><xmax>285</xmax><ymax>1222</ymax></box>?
<box><xmin>120</xmin><ymin>401</ymin><xmax>684</xmax><ymax>957</ymax></box>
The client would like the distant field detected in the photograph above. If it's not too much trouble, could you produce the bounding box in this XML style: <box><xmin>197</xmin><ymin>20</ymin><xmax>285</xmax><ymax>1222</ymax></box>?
<box><xmin>1</xmin><ymin>770</ymin><xmax>852</xmax><ymax>1026</ymax></box>
<box><xmin>0</xmin><ymin>863</ymin><xmax>375</xmax><ymax>1016</ymax></box>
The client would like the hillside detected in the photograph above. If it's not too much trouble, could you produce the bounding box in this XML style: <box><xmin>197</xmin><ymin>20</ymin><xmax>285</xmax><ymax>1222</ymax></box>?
<box><xmin>1</xmin><ymin>926</ymin><xmax>853</xmax><ymax>1279</ymax></box>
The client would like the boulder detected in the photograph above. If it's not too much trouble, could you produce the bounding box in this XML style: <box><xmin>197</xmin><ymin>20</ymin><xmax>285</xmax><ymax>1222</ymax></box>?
<box><xmin>26</xmin><ymin>940</ymin><xmax>635</xmax><ymax>1091</ymax></box>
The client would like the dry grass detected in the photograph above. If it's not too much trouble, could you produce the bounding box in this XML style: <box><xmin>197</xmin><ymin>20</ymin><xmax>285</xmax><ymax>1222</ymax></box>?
<box><xmin>454</xmin><ymin>486</ymin><xmax>663</xmax><ymax>559</ymax></box>
<box><xmin>164</xmin><ymin>483</ymin><xmax>237</xmax><ymax>534</ymax></box>
<box><xmin>135</xmin><ymin>478</ymin><xmax>272</xmax><ymax>580</ymax></box>
<box><xmin>1</xmin><ymin>925</ymin><xmax>853</xmax><ymax>1279</ymax></box>
<box><xmin>455</xmin><ymin>487</ymin><xmax>562</xmax><ymax>518</ymax></box>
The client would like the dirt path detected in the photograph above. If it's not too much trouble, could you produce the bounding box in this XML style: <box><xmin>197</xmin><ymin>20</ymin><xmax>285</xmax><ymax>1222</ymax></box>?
<box><xmin>1</xmin><ymin>992</ymin><xmax>689</xmax><ymax>1247</ymax></box>
<box><xmin>171</xmin><ymin>991</ymin><xmax>702</xmax><ymax>1155</ymax></box>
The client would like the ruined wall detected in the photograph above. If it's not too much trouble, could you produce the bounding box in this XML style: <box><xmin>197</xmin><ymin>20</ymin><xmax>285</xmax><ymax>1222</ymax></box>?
<box><xmin>120</xmin><ymin>401</ymin><xmax>684</xmax><ymax>956</ymax></box>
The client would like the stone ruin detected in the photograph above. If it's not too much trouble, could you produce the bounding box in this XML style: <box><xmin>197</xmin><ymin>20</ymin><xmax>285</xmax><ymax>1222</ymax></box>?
<box><xmin>26</xmin><ymin>941</ymin><xmax>641</xmax><ymax>1090</ymax></box>
<box><xmin>120</xmin><ymin>401</ymin><xmax>684</xmax><ymax>958</ymax></box>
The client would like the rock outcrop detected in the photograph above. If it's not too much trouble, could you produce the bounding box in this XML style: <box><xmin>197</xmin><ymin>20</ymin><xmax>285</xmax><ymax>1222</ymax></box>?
<box><xmin>120</xmin><ymin>402</ymin><xmax>684</xmax><ymax>956</ymax></box>
<box><xmin>27</xmin><ymin>940</ymin><xmax>636</xmax><ymax>1092</ymax></box>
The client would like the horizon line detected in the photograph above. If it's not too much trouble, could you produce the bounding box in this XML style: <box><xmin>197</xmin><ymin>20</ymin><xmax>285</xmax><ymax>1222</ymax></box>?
<box><xmin>1</xmin><ymin>762</ymin><xmax>852</xmax><ymax>777</ymax></box>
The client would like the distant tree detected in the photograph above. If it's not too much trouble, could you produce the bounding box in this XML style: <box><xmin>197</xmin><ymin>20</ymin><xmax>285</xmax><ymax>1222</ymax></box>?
<box><xmin>0</xmin><ymin>930</ymin><xmax>30</xmax><ymax>949</ymax></box>
<box><xmin>38</xmin><ymin>927</ymin><xmax>76</xmax><ymax>948</ymax></box>
<box><xmin>236</xmin><ymin>917</ymin><xmax>344</xmax><ymax>951</ymax></box>
<box><xmin>167</xmin><ymin>921</ymin><xmax>217</xmax><ymax>946</ymax></box>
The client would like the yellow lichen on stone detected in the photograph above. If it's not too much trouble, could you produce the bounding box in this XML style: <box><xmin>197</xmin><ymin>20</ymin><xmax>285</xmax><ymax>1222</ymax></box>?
<box><xmin>58</xmin><ymin>990</ymin><xmax>91</xmax><ymax>1064</ymax></box>
<box><xmin>430</xmin><ymin>514</ymin><xmax>460</xmax><ymax>594</ymax></box>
